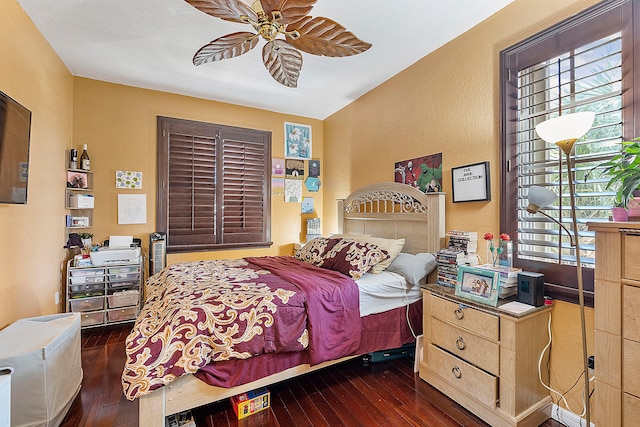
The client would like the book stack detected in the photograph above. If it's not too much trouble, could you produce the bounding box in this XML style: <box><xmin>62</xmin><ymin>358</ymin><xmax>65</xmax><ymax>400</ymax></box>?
<box><xmin>477</xmin><ymin>264</ymin><xmax>522</xmax><ymax>298</ymax></box>
<box><xmin>436</xmin><ymin>231</ymin><xmax>480</xmax><ymax>287</ymax></box>
<box><xmin>446</xmin><ymin>230</ymin><xmax>478</xmax><ymax>255</ymax></box>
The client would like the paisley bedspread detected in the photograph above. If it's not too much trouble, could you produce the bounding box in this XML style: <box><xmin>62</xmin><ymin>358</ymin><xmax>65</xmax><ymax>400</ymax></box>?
<box><xmin>121</xmin><ymin>256</ymin><xmax>361</xmax><ymax>400</ymax></box>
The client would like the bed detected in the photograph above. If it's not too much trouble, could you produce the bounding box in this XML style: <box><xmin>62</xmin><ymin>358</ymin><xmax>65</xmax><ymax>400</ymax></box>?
<box><xmin>130</xmin><ymin>182</ymin><xmax>445</xmax><ymax>426</ymax></box>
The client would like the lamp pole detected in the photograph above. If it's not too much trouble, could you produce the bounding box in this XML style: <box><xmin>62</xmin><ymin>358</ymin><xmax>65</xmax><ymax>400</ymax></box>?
<box><xmin>558</xmin><ymin>140</ymin><xmax>591</xmax><ymax>427</ymax></box>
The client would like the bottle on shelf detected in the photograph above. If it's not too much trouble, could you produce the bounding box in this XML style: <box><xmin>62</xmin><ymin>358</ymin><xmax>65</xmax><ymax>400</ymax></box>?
<box><xmin>69</xmin><ymin>149</ymin><xmax>78</xmax><ymax>169</ymax></box>
<box><xmin>80</xmin><ymin>144</ymin><xmax>90</xmax><ymax>171</ymax></box>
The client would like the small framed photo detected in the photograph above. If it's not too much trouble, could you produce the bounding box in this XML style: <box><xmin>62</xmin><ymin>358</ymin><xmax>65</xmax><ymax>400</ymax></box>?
<box><xmin>455</xmin><ymin>265</ymin><xmax>500</xmax><ymax>306</ymax></box>
<box><xmin>451</xmin><ymin>161</ymin><xmax>491</xmax><ymax>203</ymax></box>
<box><xmin>67</xmin><ymin>171</ymin><xmax>88</xmax><ymax>189</ymax></box>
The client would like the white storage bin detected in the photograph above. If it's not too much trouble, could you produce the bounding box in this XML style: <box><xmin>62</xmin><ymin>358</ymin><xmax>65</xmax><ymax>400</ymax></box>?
<box><xmin>107</xmin><ymin>290</ymin><xmax>139</xmax><ymax>308</ymax></box>
<box><xmin>0</xmin><ymin>313</ymin><xmax>82</xmax><ymax>427</ymax></box>
<box><xmin>70</xmin><ymin>268</ymin><xmax>104</xmax><ymax>277</ymax></box>
<box><xmin>68</xmin><ymin>194</ymin><xmax>94</xmax><ymax>208</ymax></box>
<box><xmin>80</xmin><ymin>312</ymin><xmax>104</xmax><ymax>328</ymax></box>
<box><xmin>69</xmin><ymin>296</ymin><xmax>104</xmax><ymax>312</ymax></box>
<box><xmin>107</xmin><ymin>307</ymin><xmax>138</xmax><ymax>323</ymax></box>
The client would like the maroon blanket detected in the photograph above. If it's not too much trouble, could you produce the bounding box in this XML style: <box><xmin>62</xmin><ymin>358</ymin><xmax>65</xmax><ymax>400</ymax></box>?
<box><xmin>121</xmin><ymin>256</ymin><xmax>361</xmax><ymax>400</ymax></box>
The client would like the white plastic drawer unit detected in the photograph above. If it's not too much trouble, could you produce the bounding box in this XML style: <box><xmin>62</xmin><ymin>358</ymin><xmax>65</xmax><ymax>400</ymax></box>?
<box><xmin>107</xmin><ymin>290</ymin><xmax>140</xmax><ymax>309</ymax></box>
<box><xmin>107</xmin><ymin>307</ymin><xmax>138</xmax><ymax>323</ymax></box>
<box><xmin>69</xmin><ymin>267</ymin><xmax>105</xmax><ymax>285</ymax></box>
<box><xmin>69</xmin><ymin>296</ymin><xmax>104</xmax><ymax>312</ymax></box>
<box><xmin>80</xmin><ymin>312</ymin><xmax>105</xmax><ymax>327</ymax></box>
<box><xmin>69</xmin><ymin>283</ymin><xmax>104</xmax><ymax>293</ymax></box>
<box><xmin>108</xmin><ymin>265</ymin><xmax>140</xmax><ymax>282</ymax></box>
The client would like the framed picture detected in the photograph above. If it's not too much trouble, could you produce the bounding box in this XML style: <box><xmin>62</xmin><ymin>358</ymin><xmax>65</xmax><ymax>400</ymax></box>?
<box><xmin>455</xmin><ymin>265</ymin><xmax>500</xmax><ymax>306</ymax></box>
<box><xmin>284</xmin><ymin>122</ymin><xmax>312</xmax><ymax>159</ymax></box>
<box><xmin>394</xmin><ymin>153</ymin><xmax>442</xmax><ymax>193</ymax></box>
<box><xmin>451</xmin><ymin>161</ymin><xmax>491</xmax><ymax>203</ymax></box>
<box><xmin>67</xmin><ymin>171</ymin><xmax>88</xmax><ymax>189</ymax></box>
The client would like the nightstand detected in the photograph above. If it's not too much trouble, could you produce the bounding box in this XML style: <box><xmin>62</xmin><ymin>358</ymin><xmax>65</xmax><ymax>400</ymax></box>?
<box><xmin>419</xmin><ymin>284</ymin><xmax>552</xmax><ymax>427</ymax></box>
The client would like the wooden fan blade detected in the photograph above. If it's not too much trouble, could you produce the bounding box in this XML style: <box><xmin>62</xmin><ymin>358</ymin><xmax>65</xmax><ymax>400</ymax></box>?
<box><xmin>259</xmin><ymin>0</ymin><xmax>316</xmax><ymax>26</ymax></box>
<box><xmin>185</xmin><ymin>0</ymin><xmax>257</xmax><ymax>23</ymax></box>
<box><xmin>193</xmin><ymin>32</ymin><xmax>259</xmax><ymax>65</ymax></box>
<box><xmin>262</xmin><ymin>40</ymin><xmax>302</xmax><ymax>87</ymax></box>
<box><xmin>286</xmin><ymin>16</ymin><xmax>372</xmax><ymax>57</ymax></box>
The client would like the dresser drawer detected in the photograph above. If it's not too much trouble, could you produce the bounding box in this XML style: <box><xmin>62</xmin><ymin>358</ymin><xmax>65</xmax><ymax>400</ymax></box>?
<box><xmin>624</xmin><ymin>339</ymin><xmax>640</xmax><ymax>397</ymax></box>
<box><xmin>624</xmin><ymin>234</ymin><xmax>640</xmax><ymax>281</ymax></box>
<box><xmin>427</xmin><ymin>343</ymin><xmax>497</xmax><ymax>408</ymax></box>
<box><xmin>430</xmin><ymin>296</ymin><xmax>499</xmax><ymax>341</ymax></box>
<box><xmin>624</xmin><ymin>285</ymin><xmax>640</xmax><ymax>342</ymax></box>
<box><xmin>625</xmin><ymin>393</ymin><xmax>640</xmax><ymax>426</ymax></box>
<box><xmin>431</xmin><ymin>317</ymin><xmax>500</xmax><ymax>375</ymax></box>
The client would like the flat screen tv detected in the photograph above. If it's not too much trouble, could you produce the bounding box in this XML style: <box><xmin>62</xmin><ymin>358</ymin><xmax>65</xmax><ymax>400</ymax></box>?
<box><xmin>0</xmin><ymin>90</ymin><xmax>31</xmax><ymax>204</ymax></box>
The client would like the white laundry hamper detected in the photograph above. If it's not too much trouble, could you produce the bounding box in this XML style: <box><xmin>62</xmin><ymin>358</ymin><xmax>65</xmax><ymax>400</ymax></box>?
<box><xmin>0</xmin><ymin>313</ymin><xmax>82</xmax><ymax>427</ymax></box>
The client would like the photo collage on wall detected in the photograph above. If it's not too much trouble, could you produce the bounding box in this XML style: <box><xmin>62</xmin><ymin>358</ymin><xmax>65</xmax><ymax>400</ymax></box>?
<box><xmin>272</xmin><ymin>122</ymin><xmax>321</xmax><ymax>211</ymax></box>
<box><xmin>394</xmin><ymin>153</ymin><xmax>442</xmax><ymax>193</ymax></box>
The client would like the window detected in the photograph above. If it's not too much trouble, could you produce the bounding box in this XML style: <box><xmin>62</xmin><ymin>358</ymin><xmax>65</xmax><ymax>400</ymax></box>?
<box><xmin>500</xmin><ymin>0</ymin><xmax>640</xmax><ymax>305</ymax></box>
<box><xmin>157</xmin><ymin>116</ymin><xmax>272</xmax><ymax>253</ymax></box>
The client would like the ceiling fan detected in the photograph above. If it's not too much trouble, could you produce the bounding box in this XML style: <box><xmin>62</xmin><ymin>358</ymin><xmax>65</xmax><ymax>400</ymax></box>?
<box><xmin>184</xmin><ymin>0</ymin><xmax>372</xmax><ymax>87</ymax></box>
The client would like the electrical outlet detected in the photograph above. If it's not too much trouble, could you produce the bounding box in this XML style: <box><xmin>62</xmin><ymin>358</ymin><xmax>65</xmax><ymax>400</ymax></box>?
<box><xmin>55</xmin><ymin>291</ymin><xmax>60</xmax><ymax>305</ymax></box>
<box><xmin>588</xmin><ymin>355</ymin><xmax>595</xmax><ymax>370</ymax></box>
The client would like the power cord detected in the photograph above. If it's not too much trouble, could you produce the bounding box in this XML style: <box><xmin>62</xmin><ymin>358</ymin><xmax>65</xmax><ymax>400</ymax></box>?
<box><xmin>538</xmin><ymin>311</ymin><xmax>595</xmax><ymax>422</ymax></box>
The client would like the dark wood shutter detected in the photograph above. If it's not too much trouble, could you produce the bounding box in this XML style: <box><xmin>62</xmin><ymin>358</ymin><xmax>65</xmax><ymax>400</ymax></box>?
<box><xmin>500</xmin><ymin>0</ymin><xmax>640</xmax><ymax>305</ymax></box>
<box><xmin>157</xmin><ymin>117</ymin><xmax>271</xmax><ymax>252</ymax></box>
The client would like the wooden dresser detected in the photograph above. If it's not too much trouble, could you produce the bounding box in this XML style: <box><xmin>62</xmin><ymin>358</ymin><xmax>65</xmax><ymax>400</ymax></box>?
<box><xmin>587</xmin><ymin>221</ymin><xmax>640</xmax><ymax>426</ymax></box>
<box><xmin>419</xmin><ymin>285</ymin><xmax>552</xmax><ymax>427</ymax></box>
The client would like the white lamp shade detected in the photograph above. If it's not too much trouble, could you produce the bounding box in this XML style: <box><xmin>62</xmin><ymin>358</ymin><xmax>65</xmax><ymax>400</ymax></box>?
<box><xmin>534</xmin><ymin>112</ymin><xmax>596</xmax><ymax>143</ymax></box>
<box><xmin>528</xmin><ymin>185</ymin><xmax>558</xmax><ymax>209</ymax></box>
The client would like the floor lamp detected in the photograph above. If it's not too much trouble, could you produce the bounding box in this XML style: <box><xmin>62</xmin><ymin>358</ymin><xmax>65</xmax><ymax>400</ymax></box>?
<box><xmin>529</xmin><ymin>111</ymin><xmax>595</xmax><ymax>426</ymax></box>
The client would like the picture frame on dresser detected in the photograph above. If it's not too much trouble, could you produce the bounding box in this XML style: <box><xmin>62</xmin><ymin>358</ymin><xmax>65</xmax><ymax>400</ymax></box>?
<box><xmin>455</xmin><ymin>265</ymin><xmax>500</xmax><ymax>306</ymax></box>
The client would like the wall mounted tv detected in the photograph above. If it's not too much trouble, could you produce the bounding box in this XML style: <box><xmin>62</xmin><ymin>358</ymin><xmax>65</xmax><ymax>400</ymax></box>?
<box><xmin>0</xmin><ymin>90</ymin><xmax>31</xmax><ymax>204</ymax></box>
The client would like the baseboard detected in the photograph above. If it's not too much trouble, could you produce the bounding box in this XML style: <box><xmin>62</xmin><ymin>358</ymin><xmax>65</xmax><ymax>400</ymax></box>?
<box><xmin>549</xmin><ymin>404</ymin><xmax>594</xmax><ymax>427</ymax></box>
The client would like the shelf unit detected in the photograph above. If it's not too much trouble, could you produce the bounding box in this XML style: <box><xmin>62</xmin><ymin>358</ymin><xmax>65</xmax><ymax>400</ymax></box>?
<box><xmin>66</xmin><ymin>259</ymin><xmax>143</xmax><ymax>329</ymax></box>
<box><xmin>65</xmin><ymin>167</ymin><xmax>94</xmax><ymax>230</ymax></box>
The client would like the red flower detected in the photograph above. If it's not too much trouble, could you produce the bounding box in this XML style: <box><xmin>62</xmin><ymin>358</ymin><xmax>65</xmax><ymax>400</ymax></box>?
<box><xmin>483</xmin><ymin>233</ymin><xmax>494</xmax><ymax>241</ymax></box>
<box><xmin>499</xmin><ymin>233</ymin><xmax>511</xmax><ymax>241</ymax></box>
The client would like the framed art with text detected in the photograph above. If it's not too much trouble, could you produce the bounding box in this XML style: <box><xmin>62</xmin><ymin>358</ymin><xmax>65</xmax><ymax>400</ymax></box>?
<box><xmin>451</xmin><ymin>161</ymin><xmax>491</xmax><ymax>203</ymax></box>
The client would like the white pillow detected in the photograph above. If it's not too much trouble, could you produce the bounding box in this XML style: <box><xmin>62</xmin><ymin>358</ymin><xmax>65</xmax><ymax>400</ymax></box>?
<box><xmin>386</xmin><ymin>252</ymin><xmax>437</xmax><ymax>286</ymax></box>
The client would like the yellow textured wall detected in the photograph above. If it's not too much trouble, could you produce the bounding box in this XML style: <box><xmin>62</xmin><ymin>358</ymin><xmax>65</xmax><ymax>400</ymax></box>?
<box><xmin>322</xmin><ymin>0</ymin><xmax>599</xmax><ymax>417</ymax></box>
<box><xmin>72</xmin><ymin>78</ymin><xmax>322</xmax><ymax>266</ymax></box>
<box><xmin>0</xmin><ymin>0</ymin><xmax>74</xmax><ymax>328</ymax></box>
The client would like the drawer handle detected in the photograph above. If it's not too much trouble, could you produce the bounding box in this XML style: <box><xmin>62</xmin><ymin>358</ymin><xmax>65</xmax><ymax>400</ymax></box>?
<box><xmin>455</xmin><ymin>336</ymin><xmax>466</xmax><ymax>350</ymax></box>
<box><xmin>452</xmin><ymin>366</ymin><xmax>462</xmax><ymax>379</ymax></box>
<box><xmin>454</xmin><ymin>308</ymin><xmax>464</xmax><ymax>320</ymax></box>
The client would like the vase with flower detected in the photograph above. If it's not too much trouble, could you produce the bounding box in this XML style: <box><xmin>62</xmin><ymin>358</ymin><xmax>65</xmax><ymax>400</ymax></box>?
<box><xmin>484</xmin><ymin>232</ymin><xmax>512</xmax><ymax>268</ymax></box>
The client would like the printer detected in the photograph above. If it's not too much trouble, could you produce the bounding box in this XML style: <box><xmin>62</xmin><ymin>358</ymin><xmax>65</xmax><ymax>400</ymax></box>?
<box><xmin>90</xmin><ymin>238</ymin><xmax>141</xmax><ymax>266</ymax></box>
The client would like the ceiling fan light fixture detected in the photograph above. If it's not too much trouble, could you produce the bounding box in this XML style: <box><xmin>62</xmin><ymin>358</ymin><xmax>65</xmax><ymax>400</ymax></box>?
<box><xmin>185</xmin><ymin>0</ymin><xmax>372</xmax><ymax>86</ymax></box>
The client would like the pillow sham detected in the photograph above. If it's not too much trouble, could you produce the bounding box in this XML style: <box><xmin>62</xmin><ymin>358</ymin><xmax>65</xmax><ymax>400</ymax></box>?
<box><xmin>386</xmin><ymin>252</ymin><xmax>437</xmax><ymax>286</ymax></box>
<box><xmin>317</xmin><ymin>238</ymin><xmax>389</xmax><ymax>280</ymax></box>
<box><xmin>293</xmin><ymin>237</ymin><xmax>331</xmax><ymax>266</ymax></box>
<box><xmin>350</xmin><ymin>236</ymin><xmax>405</xmax><ymax>274</ymax></box>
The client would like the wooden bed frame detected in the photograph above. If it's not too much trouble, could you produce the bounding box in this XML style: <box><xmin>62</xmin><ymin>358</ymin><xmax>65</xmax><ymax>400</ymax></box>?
<box><xmin>138</xmin><ymin>182</ymin><xmax>445</xmax><ymax>426</ymax></box>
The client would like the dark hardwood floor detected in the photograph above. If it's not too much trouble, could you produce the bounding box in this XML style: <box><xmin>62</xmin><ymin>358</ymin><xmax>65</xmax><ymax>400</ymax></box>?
<box><xmin>60</xmin><ymin>324</ymin><xmax>566</xmax><ymax>427</ymax></box>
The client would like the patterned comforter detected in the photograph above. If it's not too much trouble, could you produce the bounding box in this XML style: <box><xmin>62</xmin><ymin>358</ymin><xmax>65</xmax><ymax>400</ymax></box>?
<box><xmin>121</xmin><ymin>256</ymin><xmax>361</xmax><ymax>400</ymax></box>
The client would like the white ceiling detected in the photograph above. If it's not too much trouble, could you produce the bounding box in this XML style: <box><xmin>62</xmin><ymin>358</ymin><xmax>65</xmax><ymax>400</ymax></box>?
<box><xmin>16</xmin><ymin>0</ymin><xmax>515</xmax><ymax>120</ymax></box>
